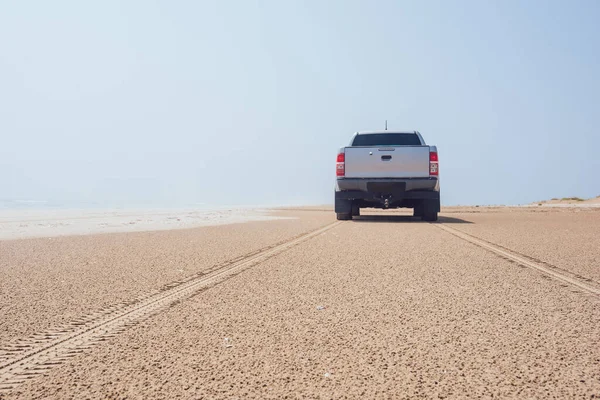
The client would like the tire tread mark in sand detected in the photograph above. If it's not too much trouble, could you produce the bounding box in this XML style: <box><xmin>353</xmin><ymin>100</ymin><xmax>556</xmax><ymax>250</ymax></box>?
<box><xmin>444</xmin><ymin>224</ymin><xmax>600</xmax><ymax>288</ymax></box>
<box><xmin>434</xmin><ymin>223</ymin><xmax>600</xmax><ymax>297</ymax></box>
<box><xmin>441</xmin><ymin>225</ymin><xmax>600</xmax><ymax>287</ymax></box>
<box><xmin>0</xmin><ymin>221</ymin><xmax>342</xmax><ymax>394</ymax></box>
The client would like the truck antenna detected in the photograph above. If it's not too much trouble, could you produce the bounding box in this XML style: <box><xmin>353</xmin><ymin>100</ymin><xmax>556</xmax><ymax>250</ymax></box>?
<box><xmin>385</xmin><ymin>120</ymin><xmax>388</xmax><ymax>130</ymax></box>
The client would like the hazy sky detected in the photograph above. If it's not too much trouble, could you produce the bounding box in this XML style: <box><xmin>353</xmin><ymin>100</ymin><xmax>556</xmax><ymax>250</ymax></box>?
<box><xmin>1</xmin><ymin>0</ymin><xmax>599</xmax><ymax>207</ymax></box>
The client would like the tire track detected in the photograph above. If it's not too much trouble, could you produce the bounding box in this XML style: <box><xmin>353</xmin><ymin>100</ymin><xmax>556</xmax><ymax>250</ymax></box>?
<box><xmin>434</xmin><ymin>223</ymin><xmax>600</xmax><ymax>297</ymax></box>
<box><xmin>0</xmin><ymin>221</ymin><xmax>341</xmax><ymax>393</ymax></box>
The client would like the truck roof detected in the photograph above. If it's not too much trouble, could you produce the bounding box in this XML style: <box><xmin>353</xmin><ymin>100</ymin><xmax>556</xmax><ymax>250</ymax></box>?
<box><xmin>356</xmin><ymin>131</ymin><xmax>418</xmax><ymax>135</ymax></box>
<box><xmin>355</xmin><ymin>130</ymin><xmax>418</xmax><ymax>135</ymax></box>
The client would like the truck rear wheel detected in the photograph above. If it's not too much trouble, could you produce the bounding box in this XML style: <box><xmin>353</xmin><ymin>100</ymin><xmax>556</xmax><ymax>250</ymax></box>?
<box><xmin>413</xmin><ymin>203</ymin><xmax>424</xmax><ymax>217</ymax></box>
<box><xmin>336</xmin><ymin>213</ymin><xmax>352</xmax><ymax>221</ymax></box>
<box><xmin>351</xmin><ymin>204</ymin><xmax>360</xmax><ymax>217</ymax></box>
<box><xmin>421</xmin><ymin>199</ymin><xmax>439</xmax><ymax>222</ymax></box>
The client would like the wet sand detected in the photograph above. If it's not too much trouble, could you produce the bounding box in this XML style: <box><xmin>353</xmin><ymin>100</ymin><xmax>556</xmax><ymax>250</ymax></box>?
<box><xmin>0</xmin><ymin>208</ymin><xmax>281</xmax><ymax>240</ymax></box>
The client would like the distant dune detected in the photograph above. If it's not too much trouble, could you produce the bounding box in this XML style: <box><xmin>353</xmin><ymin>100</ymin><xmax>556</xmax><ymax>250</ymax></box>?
<box><xmin>533</xmin><ymin>195</ymin><xmax>600</xmax><ymax>205</ymax></box>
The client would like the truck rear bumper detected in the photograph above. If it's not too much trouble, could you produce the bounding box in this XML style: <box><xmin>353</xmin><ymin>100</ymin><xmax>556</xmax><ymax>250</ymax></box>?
<box><xmin>334</xmin><ymin>178</ymin><xmax>440</xmax><ymax>213</ymax></box>
<box><xmin>336</xmin><ymin>177</ymin><xmax>439</xmax><ymax>193</ymax></box>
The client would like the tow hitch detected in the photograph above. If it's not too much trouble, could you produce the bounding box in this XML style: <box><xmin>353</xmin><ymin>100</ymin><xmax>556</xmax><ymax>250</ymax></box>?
<box><xmin>381</xmin><ymin>195</ymin><xmax>392</xmax><ymax>209</ymax></box>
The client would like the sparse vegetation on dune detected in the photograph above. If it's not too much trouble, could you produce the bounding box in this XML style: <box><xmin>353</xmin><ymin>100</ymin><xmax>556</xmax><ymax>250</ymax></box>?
<box><xmin>535</xmin><ymin>195</ymin><xmax>596</xmax><ymax>205</ymax></box>
<box><xmin>561</xmin><ymin>197</ymin><xmax>585</xmax><ymax>201</ymax></box>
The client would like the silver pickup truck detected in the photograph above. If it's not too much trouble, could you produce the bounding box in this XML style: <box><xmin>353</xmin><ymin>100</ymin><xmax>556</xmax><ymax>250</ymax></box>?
<box><xmin>335</xmin><ymin>130</ymin><xmax>440</xmax><ymax>221</ymax></box>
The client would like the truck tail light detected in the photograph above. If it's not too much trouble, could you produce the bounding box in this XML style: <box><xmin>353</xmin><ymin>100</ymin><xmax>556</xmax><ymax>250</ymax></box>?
<box><xmin>429</xmin><ymin>151</ymin><xmax>439</xmax><ymax>176</ymax></box>
<box><xmin>336</xmin><ymin>152</ymin><xmax>345</xmax><ymax>177</ymax></box>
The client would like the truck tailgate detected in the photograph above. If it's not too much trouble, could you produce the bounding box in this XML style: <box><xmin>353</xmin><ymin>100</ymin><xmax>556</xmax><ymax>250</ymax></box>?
<box><xmin>344</xmin><ymin>146</ymin><xmax>430</xmax><ymax>178</ymax></box>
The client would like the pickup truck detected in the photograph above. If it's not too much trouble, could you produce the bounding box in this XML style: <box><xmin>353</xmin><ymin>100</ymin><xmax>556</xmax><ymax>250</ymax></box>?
<box><xmin>335</xmin><ymin>130</ymin><xmax>440</xmax><ymax>221</ymax></box>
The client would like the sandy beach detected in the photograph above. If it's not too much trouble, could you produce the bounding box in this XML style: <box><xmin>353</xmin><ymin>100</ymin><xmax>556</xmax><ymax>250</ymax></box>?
<box><xmin>1</xmin><ymin>206</ymin><xmax>599</xmax><ymax>398</ymax></box>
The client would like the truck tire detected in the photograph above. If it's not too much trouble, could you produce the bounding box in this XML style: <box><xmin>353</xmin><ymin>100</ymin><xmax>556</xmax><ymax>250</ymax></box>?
<box><xmin>351</xmin><ymin>204</ymin><xmax>360</xmax><ymax>217</ymax></box>
<box><xmin>413</xmin><ymin>202</ymin><xmax>424</xmax><ymax>217</ymax></box>
<box><xmin>336</xmin><ymin>213</ymin><xmax>352</xmax><ymax>220</ymax></box>
<box><xmin>421</xmin><ymin>199</ymin><xmax>439</xmax><ymax>222</ymax></box>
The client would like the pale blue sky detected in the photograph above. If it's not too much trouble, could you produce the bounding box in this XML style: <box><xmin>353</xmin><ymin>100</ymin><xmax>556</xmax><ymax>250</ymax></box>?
<box><xmin>1</xmin><ymin>0</ymin><xmax>599</xmax><ymax>207</ymax></box>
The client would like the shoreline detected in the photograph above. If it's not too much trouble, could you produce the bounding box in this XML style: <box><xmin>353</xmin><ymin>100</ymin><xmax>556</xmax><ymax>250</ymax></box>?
<box><xmin>0</xmin><ymin>207</ymin><xmax>286</xmax><ymax>241</ymax></box>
